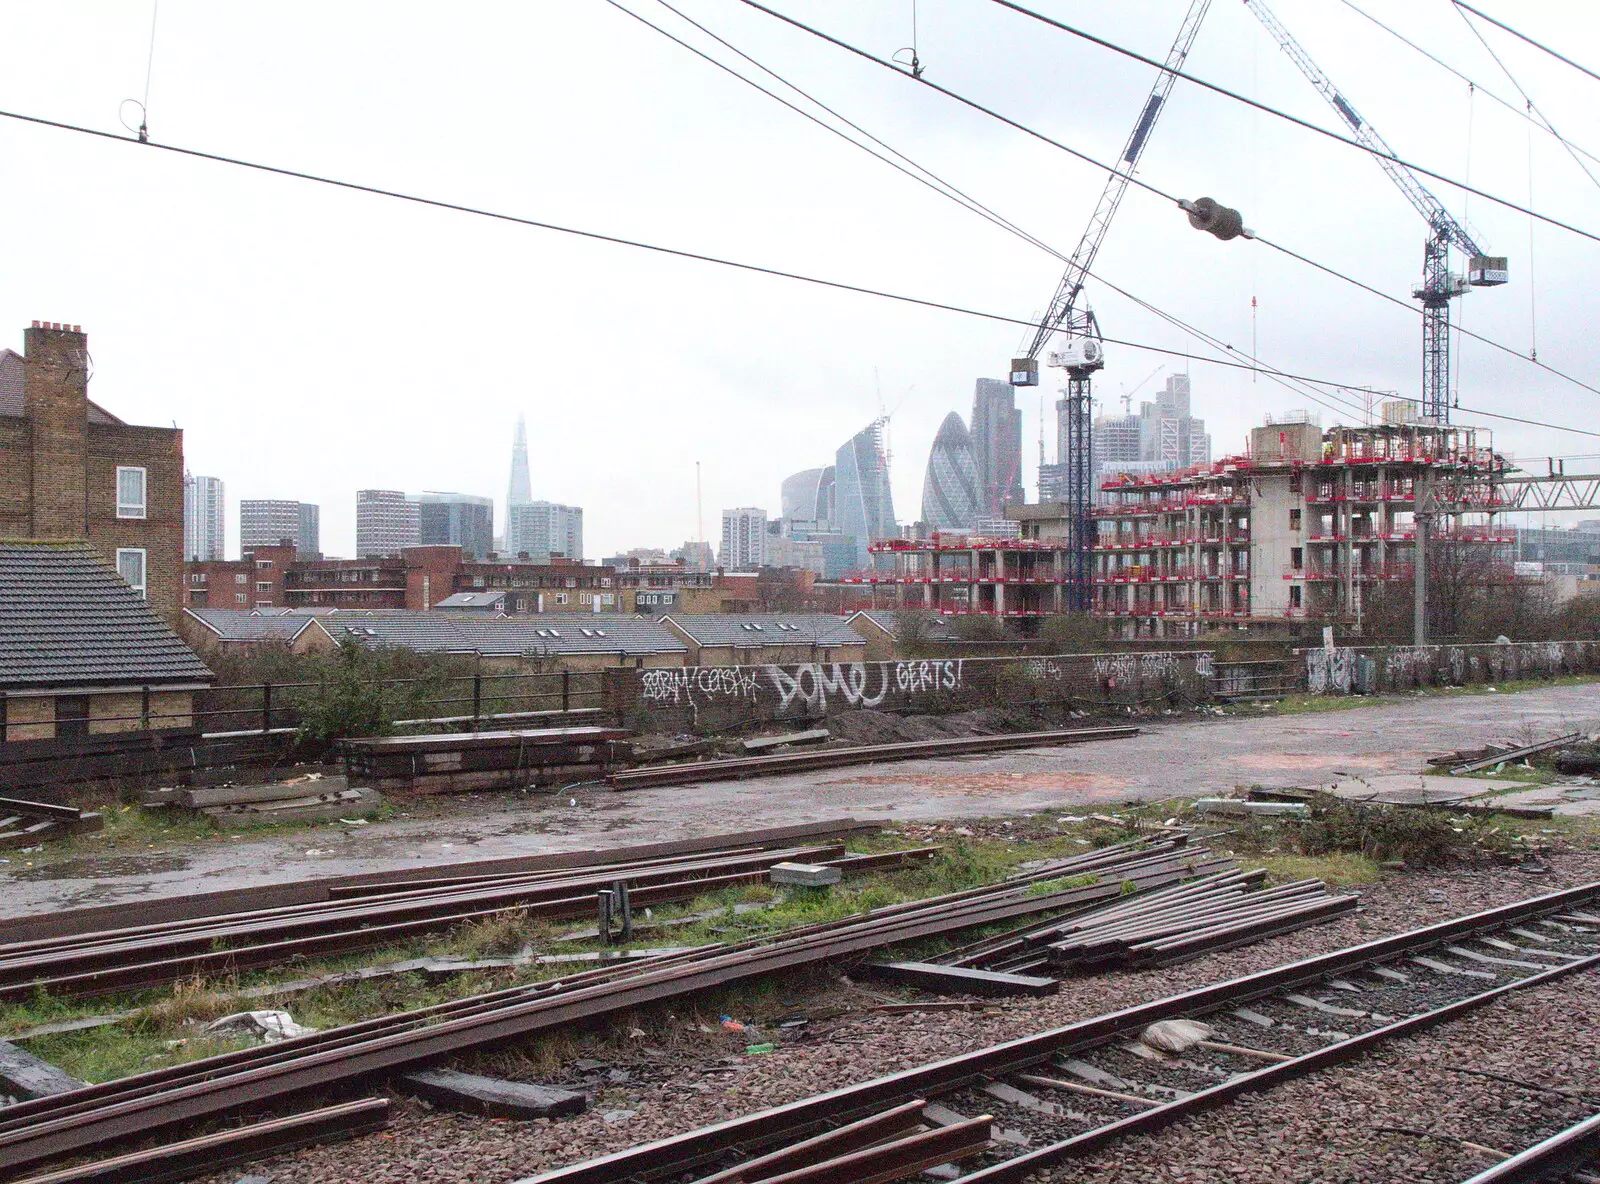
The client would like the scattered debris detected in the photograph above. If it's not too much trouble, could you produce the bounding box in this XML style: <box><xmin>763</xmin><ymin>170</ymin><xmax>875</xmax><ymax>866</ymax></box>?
<box><xmin>1194</xmin><ymin>798</ymin><xmax>1308</xmax><ymax>817</ymax></box>
<box><xmin>397</xmin><ymin>1068</ymin><xmax>586</xmax><ymax>1120</ymax></box>
<box><xmin>205</xmin><ymin>1011</ymin><xmax>316</xmax><ymax>1043</ymax></box>
<box><xmin>742</xmin><ymin>728</ymin><xmax>830</xmax><ymax>751</ymax></box>
<box><xmin>768</xmin><ymin>861</ymin><xmax>842</xmax><ymax>888</ymax></box>
<box><xmin>864</xmin><ymin>961</ymin><xmax>1059</xmax><ymax>998</ymax></box>
<box><xmin>0</xmin><ymin>797</ymin><xmax>102</xmax><ymax>849</ymax></box>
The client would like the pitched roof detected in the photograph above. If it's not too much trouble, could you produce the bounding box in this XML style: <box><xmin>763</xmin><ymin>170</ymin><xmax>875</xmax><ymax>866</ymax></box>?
<box><xmin>327</xmin><ymin>611</ymin><xmax>686</xmax><ymax>656</ymax></box>
<box><xmin>661</xmin><ymin>614</ymin><xmax>866</xmax><ymax>647</ymax></box>
<box><xmin>0</xmin><ymin>542</ymin><xmax>214</xmax><ymax>689</ymax></box>
<box><xmin>433</xmin><ymin>591</ymin><xmax>507</xmax><ymax>609</ymax></box>
<box><xmin>848</xmin><ymin>610</ymin><xmax>958</xmax><ymax>640</ymax></box>
<box><xmin>0</xmin><ymin>348</ymin><xmax>126</xmax><ymax>425</ymax></box>
<box><xmin>184</xmin><ymin>609</ymin><xmax>332</xmax><ymax>644</ymax></box>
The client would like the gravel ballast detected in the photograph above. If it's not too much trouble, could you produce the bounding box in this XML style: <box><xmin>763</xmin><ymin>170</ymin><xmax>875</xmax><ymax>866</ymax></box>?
<box><xmin>185</xmin><ymin>852</ymin><xmax>1600</xmax><ymax>1184</ymax></box>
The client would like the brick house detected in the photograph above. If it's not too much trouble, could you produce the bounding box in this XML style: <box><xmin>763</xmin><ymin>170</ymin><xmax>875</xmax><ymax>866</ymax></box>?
<box><xmin>0</xmin><ymin>322</ymin><xmax>185</xmax><ymax>620</ymax></box>
<box><xmin>0</xmin><ymin>541</ymin><xmax>213</xmax><ymax>742</ymax></box>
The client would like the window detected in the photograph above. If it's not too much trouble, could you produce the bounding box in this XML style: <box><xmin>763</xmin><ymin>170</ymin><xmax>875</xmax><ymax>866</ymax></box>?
<box><xmin>116</xmin><ymin>466</ymin><xmax>147</xmax><ymax>519</ymax></box>
<box><xmin>255</xmin><ymin>559</ymin><xmax>274</xmax><ymax>569</ymax></box>
<box><xmin>1288</xmin><ymin>471</ymin><xmax>1302</xmax><ymax>493</ymax></box>
<box><xmin>55</xmin><ymin>695</ymin><xmax>89</xmax><ymax>741</ymax></box>
<box><xmin>555</xmin><ymin>593</ymin><xmax>568</xmax><ymax>605</ymax></box>
<box><xmin>1289</xmin><ymin>509</ymin><xmax>1302</xmax><ymax>530</ymax></box>
<box><xmin>235</xmin><ymin>573</ymin><xmax>248</xmax><ymax>584</ymax></box>
<box><xmin>235</xmin><ymin>593</ymin><xmax>247</xmax><ymax>604</ymax></box>
<box><xmin>1290</xmin><ymin>547</ymin><xmax>1303</xmax><ymax>571</ymax></box>
<box><xmin>116</xmin><ymin>548</ymin><xmax>147</xmax><ymax>598</ymax></box>
<box><xmin>1289</xmin><ymin>585</ymin><xmax>1303</xmax><ymax>609</ymax></box>
<box><xmin>256</xmin><ymin>581</ymin><xmax>273</xmax><ymax>593</ymax></box>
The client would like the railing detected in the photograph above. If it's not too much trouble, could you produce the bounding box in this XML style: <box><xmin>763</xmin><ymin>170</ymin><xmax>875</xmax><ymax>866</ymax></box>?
<box><xmin>0</xmin><ymin>671</ymin><xmax>611</xmax><ymax>745</ymax></box>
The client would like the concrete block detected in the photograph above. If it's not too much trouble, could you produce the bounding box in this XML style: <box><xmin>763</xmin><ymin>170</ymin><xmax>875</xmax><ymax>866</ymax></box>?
<box><xmin>769</xmin><ymin>861</ymin><xmax>842</xmax><ymax>887</ymax></box>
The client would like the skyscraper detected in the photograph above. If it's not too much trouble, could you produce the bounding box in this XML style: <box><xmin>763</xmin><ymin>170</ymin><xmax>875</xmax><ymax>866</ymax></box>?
<box><xmin>920</xmin><ymin>412</ymin><xmax>980</xmax><ymax>532</ymax></box>
<box><xmin>719</xmin><ymin>507</ymin><xmax>767</xmax><ymax>571</ymax></box>
<box><xmin>971</xmin><ymin>379</ymin><xmax>1024</xmax><ymax>516</ymax></box>
<box><xmin>834</xmin><ymin>419</ymin><xmax>897</xmax><ymax>569</ymax></box>
<box><xmin>355</xmin><ymin>490</ymin><xmax>420</xmax><ymax>557</ymax></box>
<box><xmin>183</xmin><ymin>473</ymin><xmax>225</xmax><ymax>561</ymax></box>
<box><xmin>240</xmin><ymin>499</ymin><xmax>320</xmax><ymax>554</ymax></box>
<box><xmin>507</xmin><ymin>501</ymin><xmax>583</xmax><ymax>560</ymax></box>
<box><xmin>507</xmin><ymin>414</ymin><xmax>532</xmax><ymax>508</ymax></box>
<box><xmin>416</xmin><ymin>492</ymin><xmax>494</xmax><ymax>559</ymax></box>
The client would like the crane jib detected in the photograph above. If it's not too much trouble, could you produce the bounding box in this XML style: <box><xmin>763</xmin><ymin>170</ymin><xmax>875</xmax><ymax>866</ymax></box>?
<box><xmin>1124</xmin><ymin>96</ymin><xmax>1164</xmax><ymax>164</ymax></box>
<box><xmin>1331</xmin><ymin>93</ymin><xmax>1362</xmax><ymax>132</ymax></box>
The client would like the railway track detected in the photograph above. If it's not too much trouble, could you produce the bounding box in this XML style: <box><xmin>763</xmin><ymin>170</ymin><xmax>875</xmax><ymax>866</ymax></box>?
<box><xmin>525</xmin><ymin>884</ymin><xmax>1600</xmax><ymax>1184</ymax></box>
<box><xmin>1463</xmin><ymin>1109</ymin><xmax>1600</xmax><ymax>1183</ymax></box>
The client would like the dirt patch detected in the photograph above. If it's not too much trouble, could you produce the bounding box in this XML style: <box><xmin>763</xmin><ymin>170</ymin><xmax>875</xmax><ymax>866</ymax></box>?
<box><xmin>845</xmin><ymin>771</ymin><xmax>1131</xmax><ymax>796</ymax></box>
<box><xmin>10</xmin><ymin>853</ymin><xmax>192</xmax><ymax>880</ymax></box>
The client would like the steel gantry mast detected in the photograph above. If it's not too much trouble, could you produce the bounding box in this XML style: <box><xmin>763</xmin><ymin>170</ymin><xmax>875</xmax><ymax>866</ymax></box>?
<box><xmin>1010</xmin><ymin>0</ymin><xmax>1212</xmax><ymax>613</ymax></box>
<box><xmin>1242</xmin><ymin>0</ymin><xmax>1508</xmax><ymax>425</ymax></box>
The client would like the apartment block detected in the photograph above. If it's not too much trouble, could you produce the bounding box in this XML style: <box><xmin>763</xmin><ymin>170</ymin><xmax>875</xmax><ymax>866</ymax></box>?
<box><xmin>240</xmin><ymin>499</ymin><xmax>320</xmax><ymax>554</ymax></box>
<box><xmin>507</xmin><ymin>501</ymin><xmax>583</xmax><ymax>561</ymax></box>
<box><xmin>719</xmin><ymin>507</ymin><xmax>767</xmax><ymax>571</ymax></box>
<box><xmin>355</xmin><ymin>489</ymin><xmax>420</xmax><ymax>557</ymax></box>
<box><xmin>417</xmin><ymin>492</ymin><xmax>494</xmax><ymax>559</ymax></box>
<box><xmin>0</xmin><ymin>322</ymin><xmax>185</xmax><ymax>619</ymax></box>
<box><xmin>183</xmin><ymin>473</ymin><xmax>226</xmax><ymax>561</ymax></box>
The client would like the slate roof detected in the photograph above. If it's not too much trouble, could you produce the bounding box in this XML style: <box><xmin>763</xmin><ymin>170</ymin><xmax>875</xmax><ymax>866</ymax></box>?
<box><xmin>849</xmin><ymin>610</ymin><xmax>958</xmax><ymax>640</ymax></box>
<box><xmin>433</xmin><ymin>591</ymin><xmax>507</xmax><ymax>610</ymax></box>
<box><xmin>327</xmin><ymin>612</ymin><xmax>686</xmax><ymax>656</ymax></box>
<box><xmin>185</xmin><ymin>609</ymin><xmax>331</xmax><ymax>643</ymax></box>
<box><xmin>0</xmin><ymin>350</ymin><xmax>123</xmax><ymax>423</ymax></box>
<box><xmin>0</xmin><ymin>542</ymin><xmax>214</xmax><ymax>689</ymax></box>
<box><xmin>660</xmin><ymin>614</ymin><xmax>866</xmax><ymax>647</ymax></box>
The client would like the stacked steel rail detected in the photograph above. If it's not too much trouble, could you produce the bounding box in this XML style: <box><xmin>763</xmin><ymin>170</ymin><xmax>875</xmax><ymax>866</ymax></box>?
<box><xmin>0</xmin><ymin>837</ymin><xmax>1227</xmax><ymax>1177</ymax></box>
<box><xmin>524</xmin><ymin>881</ymin><xmax>1600</xmax><ymax>1184</ymax></box>
<box><xmin>608</xmin><ymin>726</ymin><xmax>1139</xmax><ymax>789</ymax></box>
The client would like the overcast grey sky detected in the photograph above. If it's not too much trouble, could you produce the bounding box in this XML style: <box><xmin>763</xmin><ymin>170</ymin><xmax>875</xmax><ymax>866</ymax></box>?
<box><xmin>1</xmin><ymin>0</ymin><xmax>1596</xmax><ymax>558</ymax></box>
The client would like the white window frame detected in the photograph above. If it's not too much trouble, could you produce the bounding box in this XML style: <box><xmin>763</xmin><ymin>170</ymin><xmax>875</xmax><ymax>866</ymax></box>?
<box><xmin>116</xmin><ymin>466</ymin><xmax>148</xmax><ymax>519</ymax></box>
<box><xmin>116</xmin><ymin>547</ymin><xmax>147</xmax><ymax>598</ymax></box>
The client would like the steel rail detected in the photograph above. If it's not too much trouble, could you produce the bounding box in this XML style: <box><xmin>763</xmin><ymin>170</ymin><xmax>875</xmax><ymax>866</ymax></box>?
<box><xmin>0</xmin><ymin>849</ymin><xmax>1228</xmax><ymax>1170</ymax></box>
<box><xmin>518</xmin><ymin>878</ymin><xmax>1600</xmax><ymax>1184</ymax></box>
<box><xmin>952</xmin><ymin>952</ymin><xmax>1600</xmax><ymax>1183</ymax></box>
<box><xmin>1457</xmin><ymin>1110</ymin><xmax>1600</xmax><ymax>1183</ymax></box>
<box><xmin>0</xmin><ymin>819</ymin><xmax>881</xmax><ymax>946</ymax></box>
<box><xmin>608</xmin><ymin>727</ymin><xmax>1140</xmax><ymax>788</ymax></box>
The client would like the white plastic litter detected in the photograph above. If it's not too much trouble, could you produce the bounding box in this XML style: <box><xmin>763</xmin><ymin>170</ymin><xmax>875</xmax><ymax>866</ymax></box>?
<box><xmin>205</xmin><ymin>1010</ymin><xmax>317</xmax><ymax>1043</ymax></box>
<box><xmin>1140</xmin><ymin>1018</ymin><xmax>1215</xmax><ymax>1053</ymax></box>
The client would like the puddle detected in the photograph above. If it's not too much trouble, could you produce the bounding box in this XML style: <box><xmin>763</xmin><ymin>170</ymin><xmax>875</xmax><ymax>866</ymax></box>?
<box><xmin>9</xmin><ymin>854</ymin><xmax>191</xmax><ymax>881</ymax></box>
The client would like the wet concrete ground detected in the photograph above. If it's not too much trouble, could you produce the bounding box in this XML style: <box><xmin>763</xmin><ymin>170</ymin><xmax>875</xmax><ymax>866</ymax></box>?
<box><xmin>3</xmin><ymin>682</ymin><xmax>1595</xmax><ymax>917</ymax></box>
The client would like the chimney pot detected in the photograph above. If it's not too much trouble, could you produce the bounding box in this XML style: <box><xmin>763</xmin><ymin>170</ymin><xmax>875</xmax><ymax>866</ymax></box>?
<box><xmin>30</xmin><ymin>320</ymin><xmax>40</xmax><ymax>328</ymax></box>
<box><xmin>71</xmin><ymin>325</ymin><xmax>80</xmax><ymax>333</ymax></box>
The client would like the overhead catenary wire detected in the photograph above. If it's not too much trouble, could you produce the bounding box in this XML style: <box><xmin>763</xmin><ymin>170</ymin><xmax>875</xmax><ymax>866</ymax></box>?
<box><xmin>607</xmin><ymin>0</ymin><xmax>1372</xmax><ymax>423</ymax></box>
<box><xmin>1336</xmin><ymin>0</ymin><xmax>1600</xmax><ymax>170</ymax></box>
<box><xmin>1453</xmin><ymin>1</ymin><xmax>1600</xmax><ymax>88</ymax></box>
<box><xmin>0</xmin><ymin>103</ymin><xmax>1394</xmax><ymax>398</ymax></box>
<box><xmin>726</xmin><ymin>0</ymin><xmax>1600</xmax><ymax>402</ymax></box>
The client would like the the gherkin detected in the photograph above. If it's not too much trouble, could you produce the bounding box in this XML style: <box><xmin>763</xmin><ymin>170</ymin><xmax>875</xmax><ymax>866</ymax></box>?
<box><xmin>920</xmin><ymin>412</ymin><xmax>980</xmax><ymax>532</ymax></box>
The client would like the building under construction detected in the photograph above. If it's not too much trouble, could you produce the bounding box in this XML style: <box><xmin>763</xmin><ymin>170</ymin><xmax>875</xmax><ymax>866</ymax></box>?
<box><xmin>1092</xmin><ymin>415</ymin><xmax>1511</xmax><ymax>634</ymax></box>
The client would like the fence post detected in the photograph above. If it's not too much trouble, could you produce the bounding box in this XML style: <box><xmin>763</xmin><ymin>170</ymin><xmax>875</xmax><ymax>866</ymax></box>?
<box><xmin>562</xmin><ymin>669</ymin><xmax>571</xmax><ymax>713</ymax></box>
<box><xmin>471</xmin><ymin>673</ymin><xmax>482</xmax><ymax>730</ymax></box>
<box><xmin>141</xmin><ymin>685</ymin><xmax>151</xmax><ymax>732</ymax></box>
<box><xmin>261</xmin><ymin>682</ymin><xmax>273</xmax><ymax>735</ymax></box>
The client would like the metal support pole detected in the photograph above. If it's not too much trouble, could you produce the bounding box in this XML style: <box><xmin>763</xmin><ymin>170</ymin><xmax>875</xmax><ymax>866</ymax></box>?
<box><xmin>471</xmin><ymin>673</ymin><xmax>482</xmax><ymax>730</ymax></box>
<box><xmin>612</xmin><ymin>880</ymin><xmax>633</xmax><ymax>942</ymax></box>
<box><xmin>1414</xmin><ymin>508</ymin><xmax>1430</xmax><ymax>648</ymax></box>
<box><xmin>597</xmin><ymin>890</ymin><xmax>615</xmax><ymax>946</ymax></box>
<box><xmin>562</xmin><ymin>669</ymin><xmax>571</xmax><ymax>713</ymax></box>
<box><xmin>262</xmin><ymin>682</ymin><xmax>273</xmax><ymax>735</ymax></box>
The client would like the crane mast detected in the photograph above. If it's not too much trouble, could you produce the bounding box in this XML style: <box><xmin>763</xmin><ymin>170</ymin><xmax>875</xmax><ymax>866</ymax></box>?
<box><xmin>1011</xmin><ymin>0</ymin><xmax>1212</xmax><ymax>614</ymax></box>
<box><xmin>1241</xmin><ymin>0</ymin><xmax>1508</xmax><ymax>423</ymax></box>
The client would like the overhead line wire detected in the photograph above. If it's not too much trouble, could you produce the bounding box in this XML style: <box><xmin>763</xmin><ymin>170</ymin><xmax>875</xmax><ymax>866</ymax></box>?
<box><xmin>1453</xmin><ymin>1</ymin><xmax>1600</xmax><ymax>88</ymax></box>
<box><xmin>608</xmin><ymin>0</ymin><xmax>1371</xmax><ymax>420</ymax></box>
<box><xmin>0</xmin><ymin>103</ymin><xmax>1387</xmax><ymax>396</ymax></box>
<box><xmin>725</xmin><ymin>0</ymin><xmax>1600</xmax><ymax>400</ymax></box>
<box><xmin>1335</xmin><ymin>0</ymin><xmax>1600</xmax><ymax>170</ymax></box>
<box><xmin>779</xmin><ymin>0</ymin><xmax>1600</xmax><ymax>243</ymax></box>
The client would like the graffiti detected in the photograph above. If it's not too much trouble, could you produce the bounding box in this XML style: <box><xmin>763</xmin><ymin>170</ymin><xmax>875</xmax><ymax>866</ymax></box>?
<box><xmin>1091</xmin><ymin>652</ymin><xmax>1181</xmax><ymax>683</ymax></box>
<box><xmin>639</xmin><ymin>666</ymin><xmax>761</xmax><ymax>705</ymax></box>
<box><xmin>769</xmin><ymin>663</ymin><xmax>890</xmax><ymax>713</ymax></box>
<box><xmin>1307</xmin><ymin>646</ymin><xmax>1355</xmax><ymax>694</ymax></box>
<box><xmin>1311</xmin><ymin>641</ymin><xmax>1600</xmax><ymax>694</ymax></box>
<box><xmin>894</xmin><ymin>659</ymin><xmax>962</xmax><ymax>695</ymax></box>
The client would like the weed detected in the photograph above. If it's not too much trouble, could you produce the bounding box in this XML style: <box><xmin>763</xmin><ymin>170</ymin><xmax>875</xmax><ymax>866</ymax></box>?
<box><xmin>1026</xmin><ymin>872</ymin><xmax>1100</xmax><ymax>896</ymax></box>
<box><xmin>452</xmin><ymin>910</ymin><xmax>547</xmax><ymax>958</ymax></box>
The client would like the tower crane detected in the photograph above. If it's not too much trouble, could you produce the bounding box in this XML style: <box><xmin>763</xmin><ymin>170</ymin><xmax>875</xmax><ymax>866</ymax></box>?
<box><xmin>1242</xmin><ymin>0</ymin><xmax>1508</xmax><ymax>424</ymax></box>
<box><xmin>1010</xmin><ymin>0</ymin><xmax>1212</xmax><ymax>612</ymax></box>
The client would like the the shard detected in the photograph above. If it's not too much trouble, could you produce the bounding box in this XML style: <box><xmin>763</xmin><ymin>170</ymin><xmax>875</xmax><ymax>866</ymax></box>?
<box><xmin>507</xmin><ymin>414</ymin><xmax>532</xmax><ymax>508</ymax></box>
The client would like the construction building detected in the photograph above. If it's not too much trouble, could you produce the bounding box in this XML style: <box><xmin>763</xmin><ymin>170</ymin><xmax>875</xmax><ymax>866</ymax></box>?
<box><xmin>837</xmin><ymin>532</ymin><xmax>1070</xmax><ymax>618</ymax></box>
<box><xmin>1090</xmin><ymin>417</ymin><xmax>1509</xmax><ymax>634</ymax></box>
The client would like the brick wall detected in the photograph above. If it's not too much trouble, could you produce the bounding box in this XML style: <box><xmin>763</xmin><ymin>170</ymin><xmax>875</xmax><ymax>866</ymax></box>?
<box><xmin>86</xmin><ymin>423</ymin><xmax>184</xmax><ymax>621</ymax></box>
